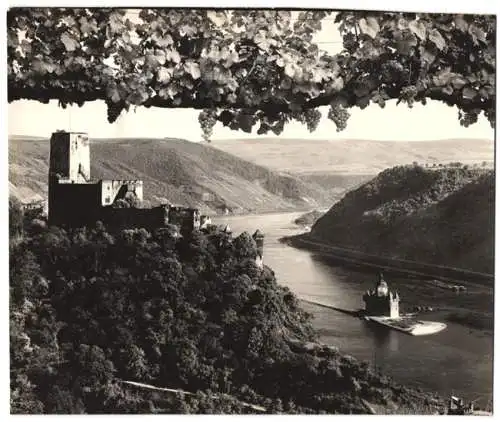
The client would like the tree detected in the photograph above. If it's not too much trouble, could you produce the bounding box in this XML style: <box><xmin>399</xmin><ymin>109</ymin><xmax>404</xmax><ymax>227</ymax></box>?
<box><xmin>7</xmin><ymin>8</ymin><xmax>495</xmax><ymax>140</ymax></box>
<box><xmin>9</xmin><ymin>197</ymin><xmax>24</xmax><ymax>239</ymax></box>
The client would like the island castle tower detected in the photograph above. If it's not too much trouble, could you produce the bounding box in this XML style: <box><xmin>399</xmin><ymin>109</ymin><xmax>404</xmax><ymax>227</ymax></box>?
<box><xmin>363</xmin><ymin>273</ymin><xmax>400</xmax><ymax>318</ymax></box>
<box><xmin>253</xmin><ymin>230</ymin><xmax>264</xmax><ymax>269</ymax></box>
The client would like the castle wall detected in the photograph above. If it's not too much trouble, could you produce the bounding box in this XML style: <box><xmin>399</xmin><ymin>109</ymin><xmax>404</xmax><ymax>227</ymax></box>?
<box><xmin>100</xmin><ymin>205</ymin><xmax>169</xmax><ymax>231</ymax></box>
<box><xmin>364</xmin><ymin>294</ymin><xmax>390</xmax><ymax>316</ymax></box>
<box><xmin>200</xmin><ymin>215</ymin><xmax>212</xmax><ymax>229</ymax></box>
<box><xmin>169</xmin><ymin>207</ymin><xmax>200</xmax><ymax>233</ymax></box>
<box><xmin>48</xmin><ymin>180</ymin><xmax>101</xmax><ymax>227</ymax></box>
<box><xmin>68</xmin><ymin>134</ymin><xmax>91</xmax><ymax>182</ymax></box>
<box><xmin>100</xmin><ymin>180</ymin><xmax>144</xmax><ymax>206</ymax></box>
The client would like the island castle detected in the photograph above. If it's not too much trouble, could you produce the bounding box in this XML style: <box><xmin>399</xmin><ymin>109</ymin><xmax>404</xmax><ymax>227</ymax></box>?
<box><xmin>47</xmin><ymin>131</ymin><xmax>265</xmax><ymax>268</ymax></box>
<box><xmin>363</xmin><ymin>273</ymin><xmax>400</xmax><ymax>318</ymax></box>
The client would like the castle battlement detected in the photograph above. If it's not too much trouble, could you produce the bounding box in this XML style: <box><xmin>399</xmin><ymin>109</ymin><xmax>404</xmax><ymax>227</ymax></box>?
<box><xmin>101</xmin><ymin>179</ymin><xmax>144</xmax><ymax>185</ymax></box>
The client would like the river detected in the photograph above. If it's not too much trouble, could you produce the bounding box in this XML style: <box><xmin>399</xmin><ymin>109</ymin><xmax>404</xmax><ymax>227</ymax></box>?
<box><xmin>212</xmin><ymin>211</ymin><xmax>493</xmax><ymax>409</ymax></box>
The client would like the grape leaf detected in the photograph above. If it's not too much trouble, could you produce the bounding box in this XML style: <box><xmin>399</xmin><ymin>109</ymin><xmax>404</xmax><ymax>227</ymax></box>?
<box><xmin>442</xmin><ymin>85</ymin><xmax>453</xmax><ymax>95</ymax></box>
<box><xmin>358</xmin><ymin>17</ymin><xmax>380</xmax><ymax>38</ymax></box>
<box><xmin>207</xmin><ymin>11</ymin><xmax>227</xmax><ymax>27</ymax></box>
<box><xmin>419</xmin><ymin>46</ymin><xmax>436</xmax><ymax>65</ymax></box>
<box><xmin>284</xmin><ymin>64</ymin><xmax>295</xmax><ymax>78</ymax></box>
<box><xmin>180</xmin><ymin>24</ymin><xmax>198</xmax><ymax>37</ymax></box>
<box><xmin>79</xmin><ymin>17</ymin><xmax>98</xmax><ymax>34</ymax></box>
<box><xmin>223</xmin><ymin>51</ymin><xmax>239</xmax><ymax>68</ymax></box>
<box><xmin>166</xmin><ymin>48</ymin><xmax>181</xmax><ymax>64</ymax></box>
<box><xmin>462</xmin><ymin>86</ymin><xmax>477</xmax><ymax>100</ymax></box>
<box><xmin>409</xmin><ymin>20</ymin><xmax>426</xmax><ymax>41</ymax></box>
<box><xmin>468</xmin><ymin>25</ymin><xmax>487</xmax><ymax>44</ymax></box>
<box><xmin>152</xmin><ymin>33</ymin><xmax>173</xmax><ymax>47</ymax></box>
<box><xmin>428</xmin><ymin>29</ymin><xmax>446</xmax><ymax>51</ymax></box>
<box><xmin>155</xmin><ymin>50</ymin><xmax>167</xmax><ymax>65</ymax></box>
<box><xmin>107</xmin><ymin>87</ymin><xmax>122</xmax><ymax>103</ymax></box>
<box><xmin>60</xmin><ymin>32</ymin><xmax>79</xmax><ymax>52</ymax></box>
<box><xmin>331</xmin><ymin>77</ymin><xmax>344</xmax><ymax>92</ymax></box>
<box><xmin>432</xmin><ymin>69</ymin><xmax>453</xmax><ymax>86</ymax></box>
<box><xmin>454</xmin><ymin>15</ymin><xmax>469</xmax><ymax>32</ymax></box>
<box><xmin>397</xmin><ymin>18</ymin><xmax>409</xmax><ymax>31</ymax></box>
<box><xmin>109</xmin><ymin>11</ymin><xmax>125</xmax><ymax>34</ymax></box>
<box><xmin>451</xmin><ymin>76</ymin><xmax>467</xmax><ymax>90</ymax></box>
<box><xmin>185</xmin><ymin>61</ymin><xmax>201</xmax><ymax>80</ymax></box>
<box><xmin>157</xmin><ymin>68</ymin><xmax>172</xmax><ymax>83</ymax></box>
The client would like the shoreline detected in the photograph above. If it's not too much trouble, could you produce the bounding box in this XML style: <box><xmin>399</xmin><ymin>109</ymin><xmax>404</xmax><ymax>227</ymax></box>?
<box><xmin>286</xmin><ymin>233</ymin><xmax>493</xmax><ymax>336</ymax></box>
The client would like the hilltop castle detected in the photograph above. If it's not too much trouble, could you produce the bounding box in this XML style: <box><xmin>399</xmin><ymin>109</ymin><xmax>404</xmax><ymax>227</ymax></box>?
<box><xmin>47</xmin><ymin>131</ymin><xmax>265</xmax><ymax>268</ymax></box>
<box><xmin>48</xmin><ymin>131</ymin><xmax>199</xmax><ymax>232</ymax></box>
<box><xmin>363</xmin><ymin>273</ymin><xmax>400</xmax><ymax>318</ymax></box>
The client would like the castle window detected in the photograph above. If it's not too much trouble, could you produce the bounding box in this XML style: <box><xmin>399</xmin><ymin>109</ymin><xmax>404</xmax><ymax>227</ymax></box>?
<box><xmin>105</xmin><ymin>197</ymin><xmax>110</xmax><ymax>204</ymax></box>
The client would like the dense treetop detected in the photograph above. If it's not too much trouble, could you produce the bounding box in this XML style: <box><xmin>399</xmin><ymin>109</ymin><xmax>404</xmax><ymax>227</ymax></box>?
<box><xmin>9</xmin><ymin>203</ymin><xmax>444</xmax><ymax>414</ymax></box>
<box><xmin>7</xmin><ymin>8</ymin><xmax>495</xmax><ymax>138</ymax></box>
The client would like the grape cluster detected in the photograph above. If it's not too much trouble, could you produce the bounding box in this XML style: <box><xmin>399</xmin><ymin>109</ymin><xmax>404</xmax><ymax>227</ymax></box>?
<box><xmin>458</xmin><ymin>110</ymin><xmax>479</xmax><ymax>128</ymax></box>
<box><xmin>327</xmin><ymin>104</ymin><xmax>350</xmax><ymax>132</ymax></box>
<box><xmin>304</xmin><ymin>109</ymin><xmax>321</xmax><ymax>132</ymax></box>
<box><xmin>198</xmin><ymin>109</ymin><xmax>217</xmax><ymax>142</ymax></box>
<box><xmin>106</xmin><ymin>101</ymin><xmax>125</xmax><ymax>123</ymax></box>
<box><xmin>290</xmin><ymin>109</ymin><xmax>321</xmax><ymax>132</ymax></box>
<box><xmin>400</xmin><ymin>85</ymin><xmax>418</xmax><ymax>108</ymax></box>
<box><xmin>271</xmin><ymin>119</ymin><xmax>285</xmax><ymax>135</ymax></box>
<box><xmin>484</xmin><ymin>108</ymin><xmax>495</xmax><ymax>129</ymax></box>
<box><xmin>381</xmin><ymin>60</ymin><xmax>408</xmax><ymax>83</ymax></box>
<box><xmin>236</xmin><ymin>112</ymin><xmax>256</xmax><ymax>133</ymax></box>
<box><xmin>257</xmin><ymin>122</ymin><xmax>271</xmax><ymax>135</ymax></box>
<box><xmin>342</xmin><ymin>33</ymin><xmax>359</xmax><ymax>53</ymax></box>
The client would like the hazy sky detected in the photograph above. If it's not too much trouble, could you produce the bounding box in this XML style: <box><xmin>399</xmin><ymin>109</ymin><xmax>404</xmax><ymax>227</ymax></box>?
<box><xmin>7</xmin><ymin>7</ymin><xmax>495</xmax><ymax>142</ymax></box>
<box><xmin>8</xmin><ymin>99</ymin><xmax>494</xmax><ymax>142</ymax></box>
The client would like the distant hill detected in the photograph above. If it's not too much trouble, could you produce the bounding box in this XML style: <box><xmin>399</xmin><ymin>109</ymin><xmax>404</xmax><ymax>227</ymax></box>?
<box><xmin>9</xmin><ymin>136</ymin><xmax>336</xmax><ymax>215</ymax></box>
<box><xmin>212</xmin><ymin>138</ymin><xmax>494</xmax><ymax>175</ymax></box>
<box><xmin>311</xmin><ymin>165</ymin><xmax>494</xmax><ymax>274</ymax></box>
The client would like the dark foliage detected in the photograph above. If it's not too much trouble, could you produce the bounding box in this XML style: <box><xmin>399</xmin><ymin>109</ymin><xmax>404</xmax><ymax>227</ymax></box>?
<box><xmin>10</xmin><ymin>199</ymin><xmax>443</xmax><ymax>414</ymax></box>
<box><xmin>312</xmin><ymin>166</ymin><xmax>494</xmax><ymax>274</ymax></box>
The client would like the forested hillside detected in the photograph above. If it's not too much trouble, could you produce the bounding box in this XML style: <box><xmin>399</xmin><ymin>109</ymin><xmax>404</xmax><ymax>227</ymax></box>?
<box><xmin>311</xmin><ymin>165</ymin><xmax>494</xmax><ymax>274</ymax></box>
<box><xmin>9</xmin><ymin>136</ymin><xmax>334</xmax><ymax>214</ymax></box>
<box><xmin>10</xmin><ymin>200</ymin><xmax>443</xmax><ymax>414</ymax></box>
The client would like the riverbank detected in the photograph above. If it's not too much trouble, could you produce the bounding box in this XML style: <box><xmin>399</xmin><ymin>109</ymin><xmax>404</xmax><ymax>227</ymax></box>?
<box><xmin>285</xmin><ymin>233</ymin><xmax>493</xmax><ymax>336</ymax></box>
<box><xmin>212</xmin><ymin>211</ymin><xmax>492</xmax><ymax>408</ymax></box>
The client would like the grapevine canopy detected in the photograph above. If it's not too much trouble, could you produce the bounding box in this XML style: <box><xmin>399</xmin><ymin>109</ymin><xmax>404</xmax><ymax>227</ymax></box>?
<box><xmin>7</xmin><ymin>8</ymin><xmax>496</xmax><ymax>137</ymax></box>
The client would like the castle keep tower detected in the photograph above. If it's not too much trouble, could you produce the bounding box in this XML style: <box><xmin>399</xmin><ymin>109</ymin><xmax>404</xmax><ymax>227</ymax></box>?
<box><xmin>49</xmin><ymin>131</ymin><xmax>91</xmax><ymax>183</ymax></box>
<box><xmin>363</xmin><ymin>273</ymin><xmax>400</xmax><ymax>318</ymax></box>
<box><xmin>48</xmin><ymin>132</ymin><xmax>96</xmax><ymax>226</ymax></box>
<box><xmin>253</xmin><ymin>230</ymin><xmax>264</xmax><ymax>269</ymax></box>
